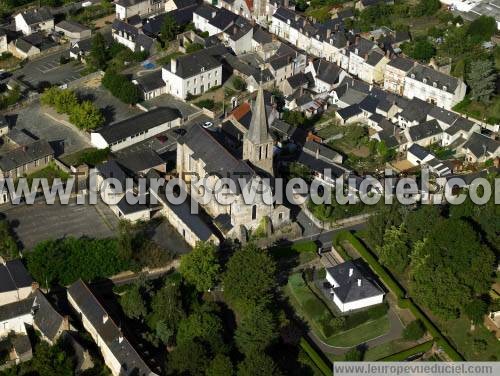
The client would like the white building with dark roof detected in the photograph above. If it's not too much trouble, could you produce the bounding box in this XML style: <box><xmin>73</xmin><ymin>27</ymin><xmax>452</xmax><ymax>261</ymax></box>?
<box><xmin>115</xmin><ymin>0</ymin><xmax>166</xmax><ymax>20</ymax></box>
<box><xmin>0</xmin><ymin>260</ymin><xmax>33</xmax><ymax>307</ymax></box>
<box><xmin>461</xmin><ymin>132</ymin><xmax>500</xmax><ymax>163</ymax></box>
<box><xmin>68</xmin><ymin>279</ymin><xmax>158</xmax><ymax>376</ymax></box>
<box><xmin>112</xmin><ymin>19</ymin><xmax>155</xmax><ymax>54</ymax></box>
<box><xmin>14</xmin><ymin>8</ymin><xmax>54</xmax><ymax>36</ymax></box>
<box><xmin>325</xmin><ymin>260</ymin><xmax>385</xmax><ymax>313</ymax></box>
<box><xmin>384</xmin><ymin>57</ymin><xmax>415</xmax><ymax>96</ymax></box>
<box><xmin>161</xmin><ymin>49</ymin><xmax>222</xmax><ymax>99</ymax></box>
<box><xmin>91</xmin><ymin>107</ymin><xmax>181</xmax><ymax>151</ymax></box>
<box><xmin>403</xmin><ymin>64</ymin><xmax>467</xmax><ymax>110</ymax></box>
<box><xmin>55</xmin><ymin>20</ymin><xmax>91</xmax><ymax>41</ymax></box>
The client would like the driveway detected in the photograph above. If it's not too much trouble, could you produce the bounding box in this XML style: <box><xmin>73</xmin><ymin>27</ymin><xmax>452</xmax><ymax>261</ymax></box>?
<box><xmin>14</xmin><ymin>50</ymin><xmax>86</xmax><ymax>89</ymax></box>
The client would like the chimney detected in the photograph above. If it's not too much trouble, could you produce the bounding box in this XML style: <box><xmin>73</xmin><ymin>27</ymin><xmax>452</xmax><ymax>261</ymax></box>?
<box><xmin>103</xmin><ymin>314</ymin><xmax>109</xmax><ymax>324</ymax></box>
<box><xmin>349</xmin><ymin>268</ymin><xmax>353</xmax><ymax>277</ymax></box>
<box><xmin>233</xmin><ymin>26</ymin><xmax>237</xmax><ymax>34</ymax></box>
<box><xmin>283</xmin><ymin>0</ymin><xmax>289</xmax><ymax>7</ymax></box>
<box><xmin>31</xmin><ymin>282</ymin><xmax>39</xmax><ymax>292</ymax></box>
<box><xmin>355</xmin><ymin>35</ymin><xmax>360</xmax><ymax>45</ymax></box>
<box><xmin>212</xmin><ymin>11</ymin><xmax>216</xmax><ymax>18</ymax></box>
<box><xmin>357</xmin><ymin>279</ymin><xmax>361</xmax><ymax>287</ymax></box>
<box><xmin>62</xmin><ymin>315</ymin><xmax>70</xmax><ymax>331</ymax></box>
<box><xmin>171</xmin><ymin>58</ymin><xmax>177</xmax><ymax>74</ymax></box>
<box><xmin>118</xmin><ymin>334</ymin><xmax>124</xmax><ymax>343</ymax></box>
<box><xmin>315</xmin><ymin>146</ymin><xmax>319</xmax><ymax>160</ymax></box>
<box><xmin>326</xmin><ymin>28</ymin><xmax>331</xmax><ymax>38</ymax></box>
<box><xmin>334</xmin><ymin>23</ymin><xmax>339</xmax><ymax>32</ymax></box>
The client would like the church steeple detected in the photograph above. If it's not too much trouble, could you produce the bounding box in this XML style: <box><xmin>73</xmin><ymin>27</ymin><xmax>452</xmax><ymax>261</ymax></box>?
<box><xmin>243</xmin><ymin>84</ymin><xmax>274</xmax><ymax>175</ymax></box>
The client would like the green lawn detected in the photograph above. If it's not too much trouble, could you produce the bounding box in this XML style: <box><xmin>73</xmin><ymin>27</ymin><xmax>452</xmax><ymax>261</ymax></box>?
<box><xmin>26</xmin><ymin>163</ymin><xmax>70</xmax><ymax>184</ymax></box>
<box><xmin>453</xmin><ymin>95</ymin><xmax>500</xmax><ymax>125</ymax></box>
<box><xmin>285</xmin><ymin>273</ymin><xmax>390</xmax><ymax>347</ymax></box>
<box><xmin>362</xmin><ymin>339</ymin><xmax>419</xmax><ymax>361</ymax></box>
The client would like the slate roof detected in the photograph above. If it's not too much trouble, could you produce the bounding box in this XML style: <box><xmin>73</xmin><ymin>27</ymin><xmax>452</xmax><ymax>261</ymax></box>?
<box><xmin>398</xmin><ymin>98</ymin><xmax>432</xmax><ymax>123</ymax></box>
<box><xmin>180</xmin><ymin>123</ymin><xmax>255</xmax><ymax>181</ymax></box>
<box><xmin>112</xmin><ymin>19</ymin><xmax>139</xmax><ymax>37</ymax></box>
<box><xmin>463</xmin><ymin>132</ymin><xmax>500</xmax><ymax>158</ymax></box>
<box><xmin>224</xmin><ymin>16</ymin><xmax>252</xmax><ymax>41</ymax></box>
<box><xmin>337</xmin><ymin>104</ymin><xmax>362</xmax><ymax>120</ymax></box>
<box><xmin>96</xmin><ymin>160</ymin><xmax>128</xmax><ymax>186</ymax></box>
<box><xmin>70</xmin><ymin>38</ymin><xmax>92</xmax><ymax>55</ymax></box>
<box><xmin>365</xmin><ymin>50</ymin><xmax>385</xmax><ymax>66</ymax></box>
<box><xmin>67</xmin><ymin>280</ymin><xmax>155</xmax><ymax>376</ymax></box>
<box><xmin>0</xmin><ymin>298</ymin><xmax>33</xmax><ymax>322</ymax></box>
<box><xmin>297</xmin><ymin>151</ymin><xmax>346</xmax><ymax>178</ymax></box>
<box><xmin>312</xmin><ymin>59</ymin><xmax>342</xmax><ymax>85</ymax></box>
<box><xmin>286</xmin><ymin>72</ymin><xmax>311</xmax><ymax>89</ymax></box>
<box><xmin>134</xmin><ymin>70</ymin><xmax>165</xmax><ymax>93</ymax></box>
<box><xmin>17</xmin><ymin>8</ymin><xmax>53</xmax><ymax>26</ymax></box>
<box><xmin>386</xmin><ymin>57</ymin><xmax>415</xmax><ymax>72</ymax></box>
<box><xmin>0</xmin><ymin>260</ymin><xmax>33</xmax><ymax>294</ymax></box>
<box><xmin>253</xmin><ymin>26</ymin><xmax>273</xmax><ymax>44</ymax></box>
<box><xmin>115</xmin><ymin>148</ymin><xmax>164</xmax><ymax>173</ymax></box>
<box><xmin>15</xmin><ymin>38</ymin><xmax>36</xmax><ymax>53</ymax></box>
<box><xmin>94</xmin><ymin>107</ymin><xmax>181</xmax><ymax>144</ymax></box>
<box><xmin>165</xmin><ymin>50</ymin><xmax>221</xmax><ymax>78</ymax></box>
<box><xmin>408</xmin><ymin>143</ymin><xmax>431</xmax><ymax>160</ymax></box>
<box><xmin>326</xmin><ymin>260</ymin><xmax>384</xmax><ymax>303</ymax></box>
<box><xmin>407</xmin><ymin>64</ymin><xmax>460</xmax><ymax>93</ymax></box>
<box><xmin>303</xmin><ymin>141</ymin><xmax>342</xmax><ymax>163</ymax></box>
<box><xmin>445</xmin><ymin>117</ymin><xmax>476</xmax><ymax>135</ymax></box>
<box><xmin>32</xmin><ymin>290</ymin><xmax>65</xmax><ymax>342</ymax></box>
<box><xmin>408</xmin><ymin>119</ymin><xmax>442</xmax><ymax>142</ymax></box>
<box><xmin>0</xmin><ymin>140</ymin><xmax>53</xmax><ymax>172</ymax></box>
<box><xmin>209</xmin><ymin>7</ymin><xmax>238</xmax><ymax>30</ymax></box>
<box><xmin>359</xmin><ymin>95</ymin><xmax>379</xmax><ymax>114</ymax></box>
<box><xmin>347</xmin><ymin>37</ymin><xmax>376</xmax><ymax>57</ymax></box>
<box><xmin>428</xmin><ymin>107</ymin><xmax>459</xmax><ymax>126</ymax></box>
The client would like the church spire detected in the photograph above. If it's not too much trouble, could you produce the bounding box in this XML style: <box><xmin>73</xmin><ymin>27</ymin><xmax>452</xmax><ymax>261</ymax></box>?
<box><xmin>246</xmin><ymin>84</ymin><xmax>273</xmax><ymax>145</ymax></box>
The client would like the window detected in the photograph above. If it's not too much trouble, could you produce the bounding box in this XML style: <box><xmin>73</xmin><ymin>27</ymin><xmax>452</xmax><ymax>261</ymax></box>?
<box><xmin>252</xmin><ymin>205</ymin><xmax>257</xmax><ymax>220</ymax></box>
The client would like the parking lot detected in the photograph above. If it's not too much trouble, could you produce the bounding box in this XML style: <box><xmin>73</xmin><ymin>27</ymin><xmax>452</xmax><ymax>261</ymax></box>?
<box><xmin>2</xmin><ymin>198</ymin><xmax>119</xmax><ymax>250</ymax></box>
<box><xmin>14</xmin><ymin>50</ymin><xmax>86</xmax><ymax>89</ymax></box>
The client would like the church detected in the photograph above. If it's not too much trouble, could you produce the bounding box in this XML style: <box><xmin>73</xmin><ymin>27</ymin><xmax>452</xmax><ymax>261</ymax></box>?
<box><xmin>176</xmin><ymin>85</ymin><xmax>291</xmax><ymax>240</ymax></box>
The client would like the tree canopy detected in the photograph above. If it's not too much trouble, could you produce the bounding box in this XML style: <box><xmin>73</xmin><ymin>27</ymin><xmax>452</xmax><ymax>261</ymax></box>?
<box><xmin>235</xmin><ymin>305</ymin><xmax>278</xmax><ymax>355</ymax></box>
<box><xmin>467</xmin><ymin>60</ymin><xmax>497</xmax><ymax>104</ymax></box>
<box><xmin>180</xmin><ymin>241</ymin><xmax>220</xmax><ymax>292</ymax></box>
<box><xmin>0</xmin><ymin>220</ymin><xmax>18</xmax><ymax>260</ymax></box>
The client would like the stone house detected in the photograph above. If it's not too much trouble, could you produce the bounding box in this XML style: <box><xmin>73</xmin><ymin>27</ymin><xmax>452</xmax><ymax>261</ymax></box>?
<box><xmin>0</xmin><ymin>140</ymin><xmax>54</xmax><ymax>180</ymax></box>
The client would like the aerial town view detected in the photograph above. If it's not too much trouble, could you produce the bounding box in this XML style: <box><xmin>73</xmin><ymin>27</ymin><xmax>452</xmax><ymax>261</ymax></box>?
<box><xmin>0</xmin><ymin>0</ymin><xmax>499</xmax><ymax>375</ymax></box>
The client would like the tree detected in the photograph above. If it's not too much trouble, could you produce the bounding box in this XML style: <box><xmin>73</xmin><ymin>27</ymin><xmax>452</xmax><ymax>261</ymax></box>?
<box><xmin>180</xmin><ymin>241</ymin><xmax>220</xmax><ymax>292</ymax></box>
<box><xmin>102</xmin><ymin>71</ymin><xmax>140</xmax><ymax>105</ymax></box>
<box><xmin>147</xmin><ymin>280</ymin><xmax>185</xmax><ymax>341</ymax></box>
<box><xmin>467</xmin><ymin>60</ymin><xmax>496</xmax><ymax>104</ymax></box>
<box><xmin>0</xmin><ymin>220</ymin><xmax>18</xmax><ymax>260</ymax></box>
<box><xmin>89</xmin><ymin>32</ymin><xmax>108</xmax><ymax>70</ymax></box>
<box><xmin>404</xmin><ymin>205</ymin><xmax>442</xmax><ymax>242</ymax></box>
<box><xmin>167</xmin><ymin>340</ymin><xmax>209</xmax><ymax>375</ymax></box>
<box><xmin>235</xmin><ymin>305</ymin><xmax>278</xmax><ymax>354</ymax></box>
<box><xmin>185</xmin><ymin>42</ymin><xmax>203</xmax><ymax>53</ymax></box>
<box><xmin>366</xmin><ymin>201</ymin><xmax>403</xmax><ymax>248</ymax></box>
<box><xmin>69</xmin><ymin>101</ymin><xmax>104</xmax><ymax>130</ymax></box>
<box><xmin>463</xmin><ymin>299</ymin><xmax>489</xmax><ymax>324</ymax></box>
<box><xmin>206</xmin><ymin>354</ymin><xmax>234</xmax><ymax>376</ymax></box>
<box><xmin>467</xmin><ymin>16</ymin><xmax>496</xmax><ymax>42</ymax></box>
<box><xmin>30</xmin><ymin>341</ymin><xmax>74</xmax><ymax>376</ymax></box>
<box><xmin>402</xmin><ymin>38</ymin><xmax>436</xmax><ymax>62</ymax></box>
<box><xmin>232</xmin><ymin>76</ymin><xmax>247</xmax><ymax>91</ymax></box>
<box><xmin>409</xmin><ymin>219</ymin><xmax>495</xmax><ymax>318</ymax></box>
<box><xmin>344</xmin><ymin>347</ymin><xmax>364</xmax><ymax>361</ymax></box>
<box><xmin>237</xmin><ymin>351</ymin><xmax>280</xmax><ymax>376</ymax></box>
<box><xmin>120</xmin><ymin>283</ymin><xmax>147</xmax><ymax>319</ymax></box>
<box><xmin>222</xmin><ymin>244</ymin><xmax>276</xmax><ymax>312</ymax></box>
<box><xmin>176</xmin><ymin>304</ymin><xmax>224</xmax><ymax>348</ymax></box>
<box><xmin>160</xmin><ymin>14</ymin><xmax>179</xmax><ymax>46</ymax></box>
<box><xmin>403</xmin><ymin>320</ymin><xmax>426</xmax><ymax>340</ymax></box>
<box><xmin>376</xmin><ymin>225</ymin><xmax>410</xmax><ymax>274</ymax></box>
<box><xmin>282</xmin><ymin>110</ymin><xmax>306</xmax><ymax>127</ymax></box>
<box><xmin>412</xmin><ymin>0</ymin><xmax>440</xmax><ymax>16</ymax></box>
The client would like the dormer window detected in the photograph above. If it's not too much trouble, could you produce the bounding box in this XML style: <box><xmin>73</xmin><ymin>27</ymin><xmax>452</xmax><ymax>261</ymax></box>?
<box><xmin>201</xmin><ymin>67</ymin><xmax>205</xmax><ymax>72</ymax></box>
<box><xmin>442</xmin><ymin>85</ymin><xmax>447</xmax><ymax>91</ymax></box>
<box><xmin>422</xmin><ymin>78</ymin><xmax>427</xmax><ymax>84</ymax></box>
<box><xmin>433</xmin><ymin>82</ymin><xmax>437</xmax><ymax>87</ymax></box>
<box><xmin>411</xmin><ymin>73</ymin><xmax>415</xmax><ymax>78</ymax></box>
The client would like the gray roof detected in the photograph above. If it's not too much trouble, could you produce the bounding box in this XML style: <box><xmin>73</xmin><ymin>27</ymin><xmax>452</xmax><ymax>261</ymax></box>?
<box><xmin>0</xmin><ymin>140</ymin><xmax>53</xmax><ymax>172</ymax></box>
<box><xmin>303</xmin><ymin>140</ymin><xmax>342</xmax><ymax>163</ymax></box>
<box><xmin>11</xmin><ymin>333</ymin><xmax>32</xmax><ymax>357</ymax></box>
<box><xmin>134</xmin><ymin>70</ymin><xmax>165</xmax><ymax>93</ymax></box>
<box><xmin>70</xmin><ymin>38</ymin><xmax>92</xmax><ymax>55</ymax></box>
<box><xmin>94</xmin><ymin>108</ymin><xmax>181</xmax><ymax>144</ymax></box>
<box><xmin>312</xmin><ymin>59</ymin><xmax>342</xmax><ymax>85</ymax></box>
<box><xmin>15</xmin><ymin>38</ymin><xmax>36</xmax><ymax>53</ymax></box>
<box><xmin>32</xmin><ymin>290</ymin><xmax>65</xmax><ymax>342</ymax></box>
<box><xmin>165</xmin><ymin>50</ymin><xmax>221</xmax><ymax>79</ymax></box>
<box><xmin>286</xmin><ymin>72</ymin><xmax>311</xmax><ymax>89</ymax></box>
<box><xmin>115</xmin><ymin>148</ymin><xmax>164</xmax><ymax>173</ymax></box>
<box><xmin>366</xmin><ymin>50</ymin><xmax>384</xmax><ymax>66</ymax></box>
<box><xmin>348</xmin><ymin>37</ymin><xmax>376</xmax><ymax>57</ymax></box>
<box><xmin>224</xmin><ymin>17</ymin><xmax>252</xmax><ymax>41</ymax></box>
<box><xmin>55</xmin><ymin>20</ymin><xmax>89</xmax><ymax>33</ymax></box>
<box><xmin>408</xmin><ymin>119</ymin><xmax>442</xmax><ymax>142</ymax></box>
<box><xmin>68</xmin><ymin>280</ymin><xmax>155</xmax><ymax>376</ymax></box>
<box><xmin>398</xmin><ymin>98</ymin><xmax>432</xmax><ymax>123</ymax></box>
<box><xmin>463</xmin><ymin>132</ymin><xmax>500</xmax><ymax>158</ymax></box>
<box><xmin>428</xmin><ymin>107</ymin><xmax>459</xmax><ymax>125</ymax></box>
<box><xmin>445</xmin><ymin>117</ymin><xmax>476</xmax><ymax>135</ymax></box>
<box><xmin>0</xmin><ymin>297</ymin><xmax>33</xmax><ymax>322</ymax></box>
<box><xmin>387</xmin><ymin>57</ymin><xmax>415</xmax><ymax>72</ymax></box>
<box><xmin>96</xmin><ymin>160</ymin><xmax>128</xmax><ymax>186</ymax></box>
<box><xmin>296</xmin><ymin>151</ymin><xmax>346</xmax><ymax>178</ymax></box>
<box><xmin>0</xmin><ymin>260</ymin><xmax>33</xmax><ymax>294</ymax></box>
<box><xmin>17</xmin><ymin>8</ymin><xmax>53</xmax><ymax>26</ymax></box>
<box><xmin>407</xmin><ymin>64</ymin><xmax>460</xmax><ymax>93</ymax></box>
<box><xmin>246</xmin><ymin>86</ymin><xmax>273</xmax><ymax>145</ymax></box>
<box><xmin>209</xmin><ymin>7</ymin><xmax>238</xmax><ymax>30</ymax></box>
<box><xmin>112</xmin><ymin>19</ymin><xmax>139</xmax><ymax>37</ymax></box>
<box><xmin>253</xmin><ymin>27</ymin><xmax>273</xmax><ymax>44</ymax></box>
<box><xmin>408</xmin><ymin>143</ymin><xmax>430</xmax><ymax>160</ymax></box>
<box><xmin>326</xmin><ymin>260</ymin><xmax>384</xmax><ymax>303</ymax></box>
<box><xmin>337</xmin><ymin>104</ymin><xmax>362</xmax><ymax>120</ymax></box>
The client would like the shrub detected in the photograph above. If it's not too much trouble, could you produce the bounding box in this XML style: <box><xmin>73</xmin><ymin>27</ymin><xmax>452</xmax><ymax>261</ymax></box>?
<box><xmin>194</xmin><ymin>99</ymin><xmax>215</xmax><ymax>110</ymax></box>
<box><xmin>403</xmin><ymin>320</ymin><xmax>426</xmax><ymax>341</ymax></box>
<box><xmin>232</xmin><ymin>76</ymin><xmax>247</xmax><ymax>91</ymax></box>
<box><xmin>102</xmin><ymin>71</ymin><xmax>140</xmax><ymax>104</ymax></box>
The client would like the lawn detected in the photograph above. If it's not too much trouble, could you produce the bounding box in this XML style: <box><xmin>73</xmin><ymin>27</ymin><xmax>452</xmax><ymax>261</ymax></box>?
<box><xmin>285</xmin><ymin>273</ymin><xmax>390</xmax><ymax>347</ymax></box>
<box><xmin>453</xmin><ymin>95</ymin><xmax>500</xmax><ymax>125</ymax></box>
<box><xmin>26</xmin><ymin>163</ymin><xmax>71</xmax><ymax>184</ymax></box>
<box><xmin>362</xmin><ymin>339</ymin><xmax>420</xmax><ymax>361</ymax></box>
<box><xmin>268</xmin><ymin>241</ymin><xmax>318</xmax><ymax>265</ymax></box>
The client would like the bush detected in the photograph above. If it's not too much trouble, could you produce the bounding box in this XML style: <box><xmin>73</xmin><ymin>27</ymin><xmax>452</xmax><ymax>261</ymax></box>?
<box><xmin>102</xmin><ymin>71</ymin><xmax>140</xmax><ymax>104</ymax></box>
<box><xmin>194</xmin><ymin>99</ymin><xmax>215</xmax><ymax>110</ymax></box>
<box><xmin>232</xmin><ymin>76</ymin><xmax>247</xmax><ymax>91</ymax></box>
<box><xmin>403</xmin><ymin>320</ymin><xmax>426</xmax><ymax>341</ymax></box>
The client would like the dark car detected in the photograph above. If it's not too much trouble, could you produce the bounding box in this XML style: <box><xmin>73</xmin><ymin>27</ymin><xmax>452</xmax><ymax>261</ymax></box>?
<box><xmin>173</xmin><ymin>128</ymin><xmax>186</xmax><ymax>136</ymax></box>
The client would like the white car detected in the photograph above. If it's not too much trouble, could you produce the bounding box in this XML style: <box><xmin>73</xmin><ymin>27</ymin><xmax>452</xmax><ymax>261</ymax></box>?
<box><xmin>202</xmin><ymin>121</ymin><xmax>213</xmax><ymax>128</ymax></box>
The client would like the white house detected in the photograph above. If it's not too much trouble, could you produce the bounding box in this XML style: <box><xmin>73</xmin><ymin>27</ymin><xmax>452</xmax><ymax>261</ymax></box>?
<box><xmin>461</xmin><ymin>132</ymin><xmax>500</xmax><ymax>163</ymax></box>
<box><xmin>383</xmin><ymin>57</ymin><xmax>415</xmax><ymax>96</ymax></box>
<box><xmin>115</xmin><ymin>0</ymin><xmax>166</xmax><ymax>20</ymax></box>
<box><xmin>325</xmin><ymin>261</ymin><xmax>385</xmax><ymax>313</ymax></box>
<box><xmin>14</xmin><ymin>8</ymin><xmax>54</xmax><ymax>36</ymax></box>
<box><xmin>162</xmin><ymin>50</ymin><xmax>222</xmax><ymax>99</ymax></box>
<box><xmin>91</xmin><ymin>107</ymin><xmax>181</xmax><ymax>151</ymax></box>
<box><xmin>112</xmin><ymin>19</ymin><xmax>155</xmax><ymax>54</ymax></box>
<box><xmin>68</xmin><ymin>279</ymin><xmax>158</xmax><ymax>376</ymax></box>
<box><xmin>403</xmin><ymin>64</ymin><xmax>466</xmax><ymax>110</ymax></box>
<box><xmin>0</xmin><ymin>259</ymin><xmax>34</xmax><ymax>307</ymax></box>
<box><xmin>305</xmin><ymin>59</ymin><xmax>346</xmax><ymax>93</ymax></box>
<box><xmin>193</xmin><ymin>4</ymin><xmax>238</xmax><ymax>36</ymax></box>
<box><xmin>55</xmin><ymin>20</ymin><xmax>91</xmax><ymax>41</ymax></box>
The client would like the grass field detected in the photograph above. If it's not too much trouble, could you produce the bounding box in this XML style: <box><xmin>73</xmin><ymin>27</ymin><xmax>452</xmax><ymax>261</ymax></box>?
<box><xmin>285</xmin><ymin>273</ymin><xmax>390</xmax><ymax>347</ymax></box>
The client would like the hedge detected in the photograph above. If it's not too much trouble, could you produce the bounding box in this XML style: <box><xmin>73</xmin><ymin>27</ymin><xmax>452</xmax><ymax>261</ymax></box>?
<box><xmin>379</xmin><ymin>341</ymin><xmax>433</xmax><ymax>361</ymax></box>
<box><xmin>331</xmin><ymin>234</ymin><xmax>352</xmax><ymax>261</ymax></box>
<box><xmin>299</xmin><ymin>337</ymin><xmax>331</xmax><ymax>376</ymax></box>
<box><xmin>292</xmin><ymin>240</ymin><xmax>318</xmax><ymax>253</ymax></box>
<box><xmin>333</xmin><ymin>231</ymin><xmax>405</xmax><ymax>298</ymax></box>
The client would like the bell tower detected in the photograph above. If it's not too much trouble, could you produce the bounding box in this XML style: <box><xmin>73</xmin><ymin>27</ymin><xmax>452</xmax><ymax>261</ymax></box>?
<box><xmin>243</xmin><ymin>85</ymin><xmax>274</xmax><ymax>175</ymax></box>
